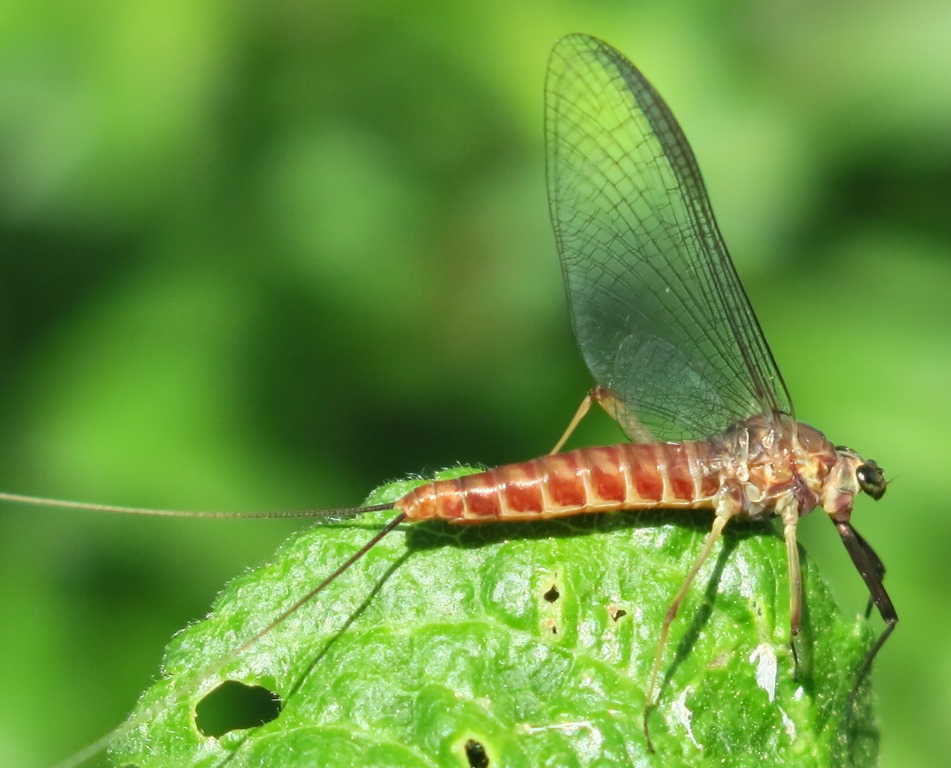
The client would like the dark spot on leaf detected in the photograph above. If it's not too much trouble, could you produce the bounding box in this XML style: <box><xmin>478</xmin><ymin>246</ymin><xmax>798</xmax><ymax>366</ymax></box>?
<box><xmin>464</xmin><ymin>738</ymin><xmax>489</xmax><ymax>767</ymax></box>
<box><xmin>608</xmin><ymin>604</ymin><xmax>627</xmax><ymax>622</ymax></box>
<box><xmin>543</xmin><ymin>585</ymin><xmax>560</xmax><ymax>602</ymax></box>
<box><xmin>195</xmin><ymin>680</ymin><xmax>282</xmax><ymax>738</ymax></box>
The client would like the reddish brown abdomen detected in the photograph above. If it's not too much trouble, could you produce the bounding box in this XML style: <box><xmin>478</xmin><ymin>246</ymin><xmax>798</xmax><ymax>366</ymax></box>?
<box><xmin>395</xmin><ymin>442</ymin><xmax>721</xmax><ymax>523</ymax></box>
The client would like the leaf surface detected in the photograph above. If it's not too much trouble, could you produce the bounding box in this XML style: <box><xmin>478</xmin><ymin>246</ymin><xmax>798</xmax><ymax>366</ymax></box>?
<box><xmin>110</xmin><ymin>468</ymin><xmax>877</xmax><ymax>767</ymax></box>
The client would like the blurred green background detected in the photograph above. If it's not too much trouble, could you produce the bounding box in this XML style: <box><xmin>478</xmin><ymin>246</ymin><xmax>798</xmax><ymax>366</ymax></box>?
<box><xmin>1</xmin><ymin>2</ymin><xmax>948</xmax><ymax>766</ymax></box>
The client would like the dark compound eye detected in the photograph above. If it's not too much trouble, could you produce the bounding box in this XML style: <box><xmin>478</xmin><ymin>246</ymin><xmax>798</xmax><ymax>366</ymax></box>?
<box><xmin>856</xmin><ymin>461</ymin><xmax>887</xmax><ymax>500</ymax></box>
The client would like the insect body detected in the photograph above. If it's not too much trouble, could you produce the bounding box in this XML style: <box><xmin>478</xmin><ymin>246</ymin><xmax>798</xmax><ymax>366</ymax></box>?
<box><xmin>402</xmin><ymin>416</ymin><xmax>862</xmax><ymax>527</ymax></box>
<box><xmin>7</xmin><ymin>32</ymin><xmax>894</xmax><ymax>767</ymax></box>
<box><xmin>390</xmin><ymin>411</ymin><xmax>890</xmax><ymax>750</ymax></box>
<box><xmin>390</xmin><ymin>34</ymin><xmax>896</xmax><ymax>746</ymax></box>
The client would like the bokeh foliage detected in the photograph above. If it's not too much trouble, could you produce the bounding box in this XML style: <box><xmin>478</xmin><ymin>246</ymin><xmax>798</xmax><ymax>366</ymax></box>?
<box><xmin>0</xmin><ymin>2</ymin><xmax>949</xmax><ymax>767</ymax></box>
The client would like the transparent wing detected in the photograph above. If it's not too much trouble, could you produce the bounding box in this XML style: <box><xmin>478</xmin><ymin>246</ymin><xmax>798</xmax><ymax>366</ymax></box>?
<box><xmin>546</xmin><ymin>34</ymin><xmax>792</xmax><ymax>442</ymax></box>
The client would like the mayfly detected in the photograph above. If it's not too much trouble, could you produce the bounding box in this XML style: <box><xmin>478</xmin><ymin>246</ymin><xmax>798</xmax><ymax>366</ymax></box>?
<box><xmin>5</xmin><ymin>33</ymin><xmax>894</xmax><ymax>766</ymax></box>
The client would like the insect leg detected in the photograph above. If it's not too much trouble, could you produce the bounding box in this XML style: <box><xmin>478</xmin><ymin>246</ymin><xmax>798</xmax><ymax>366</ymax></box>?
<box><xmin>849</xmin><ymin>525</ymin><xmax>887</xmax><ymax>620</ymax></box>
<box><xmin>550</xmin><ymin>385</ymin><xmax>624</xmax><ymax>453</ymax></box>
<box><xmin>643</xmin><ymin>509</ymin><xmax>734</xmax><ymax>751</ymax></box>
<box><xmin>834</xmin><ymin>520</ymin><xmax>897</xmax><ymax>703</ymax></box>
<box><xmin>780</xmin><ymin>499</ymin><xmax>802</xmax><ymax>669</ymax></box>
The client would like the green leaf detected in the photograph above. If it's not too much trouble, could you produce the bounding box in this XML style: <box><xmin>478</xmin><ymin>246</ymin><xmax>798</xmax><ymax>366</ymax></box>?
<box><xmin>109</xmin><ymin>468</ymin><xmax>878</xmax><ymax>767</ymax></box>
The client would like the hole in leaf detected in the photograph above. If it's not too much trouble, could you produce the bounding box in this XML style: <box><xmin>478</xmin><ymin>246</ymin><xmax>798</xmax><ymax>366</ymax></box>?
<box><xmin>464</xmin><ymin>738</ymin><xmax>490</xmax><ymax>767</ymax></box>
<box><xmin>195</xmin><ymin>680</ymin><xmax>282</xmax><ymax>738</ymax></box>
<box><xmin>543</xmin><ymin>585</ymin><xmax>560</xmax><ymax>602</ymax></box>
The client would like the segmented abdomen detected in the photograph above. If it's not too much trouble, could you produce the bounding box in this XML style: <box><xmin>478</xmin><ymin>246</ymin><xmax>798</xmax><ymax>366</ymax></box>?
<box><xmin>396</xmin><ymin>442</ymin><xmax>722</xmax><ymax>523</ymax></box>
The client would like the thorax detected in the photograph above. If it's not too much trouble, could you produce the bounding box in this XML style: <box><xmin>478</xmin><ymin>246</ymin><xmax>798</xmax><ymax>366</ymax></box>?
<box><xmin>709</xmin><ymin>415</ymin><xmax>838</xmax><ymax>519</ymax></box>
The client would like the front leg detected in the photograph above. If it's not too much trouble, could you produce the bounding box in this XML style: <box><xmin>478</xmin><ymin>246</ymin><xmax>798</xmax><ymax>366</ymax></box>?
<box><xmin>834</xmin><ymin>520</ymin><xmax>898</xmax><ymax>701</ymax></box>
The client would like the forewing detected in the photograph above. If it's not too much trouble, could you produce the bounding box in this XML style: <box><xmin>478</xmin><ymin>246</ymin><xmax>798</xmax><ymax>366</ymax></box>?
<box><xmin>546</xmin><ymin>34</ymin><xmax>792</xmax><ymax>442</ymax></box>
